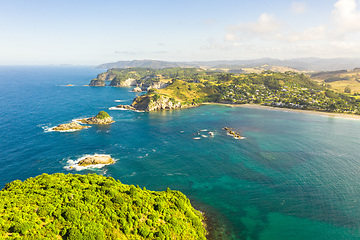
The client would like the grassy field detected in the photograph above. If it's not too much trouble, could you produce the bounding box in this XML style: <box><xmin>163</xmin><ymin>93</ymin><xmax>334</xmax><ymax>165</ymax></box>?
<box><xmin>311</xmin><ymin>69</ymin><xmax>360</xmax><ymax>95</ymax></box>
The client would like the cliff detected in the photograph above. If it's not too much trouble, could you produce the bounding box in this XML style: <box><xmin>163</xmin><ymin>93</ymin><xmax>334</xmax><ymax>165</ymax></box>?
<box><xmin>110</xmin><ymin>77</ymin><xmax>137</xmax><ymax>87</ymax></box>
<box><xmin>131</xmin><ymin>94</ymin><xmax>182</xmax><ymax>111</ymax></box>
<box><xmin>89</xmin><ymin>79</ymin><xmax>105</xmax><ymax>86</ymax></box>
<box><xmin>97</xmin><ymin>72</ymin><xmax>116</xmax><ymax>81</ymax></box>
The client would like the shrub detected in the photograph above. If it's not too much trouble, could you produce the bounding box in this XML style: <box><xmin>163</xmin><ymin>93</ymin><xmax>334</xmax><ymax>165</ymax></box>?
<box><xmin>95</xmin><ymin>111</ymin><xmax>110</xmax><ymax>119</ymax></box>
<box><xmin>139</xmin><ymin>225</ymin><xmax>150</xmax><ymax>237</ymax></box>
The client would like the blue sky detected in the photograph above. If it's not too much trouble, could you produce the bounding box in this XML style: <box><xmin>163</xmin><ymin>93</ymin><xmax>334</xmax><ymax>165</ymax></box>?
<box><xmin>1</xmin><ymin>0</ymin><xmax>360</xmax><ymax>65</ymax></box>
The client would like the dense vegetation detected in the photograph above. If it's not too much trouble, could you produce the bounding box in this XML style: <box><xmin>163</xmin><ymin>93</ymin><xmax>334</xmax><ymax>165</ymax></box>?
<box><xmin>0</xmin><ymin>173</ymin><xmax>206</xmax><ymax>239</ymax></box>
<box><xmin>95</xmin><ymin>111</ymin><xmax>110</xmax><ymax>119</ymax></box>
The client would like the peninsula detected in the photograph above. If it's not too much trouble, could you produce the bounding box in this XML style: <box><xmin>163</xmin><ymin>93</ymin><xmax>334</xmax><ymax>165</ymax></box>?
<box><xmin>93</xmin><ymin>67</ymin><xmax>360</xmax><ymax>114</ymax></box>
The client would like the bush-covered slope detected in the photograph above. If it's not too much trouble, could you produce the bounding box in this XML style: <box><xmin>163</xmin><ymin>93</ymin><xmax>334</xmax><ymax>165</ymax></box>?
<box><xmin>0</xmin><ymin>173</ymin><xmax>206</xmax><ymax>240</ymax></box>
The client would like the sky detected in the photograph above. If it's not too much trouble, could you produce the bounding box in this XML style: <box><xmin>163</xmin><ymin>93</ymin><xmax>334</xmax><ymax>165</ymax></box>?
<box><xmin>1</xmin><ymin>0</ymin><xmax>360</xmax><ymax>65</ymax></box>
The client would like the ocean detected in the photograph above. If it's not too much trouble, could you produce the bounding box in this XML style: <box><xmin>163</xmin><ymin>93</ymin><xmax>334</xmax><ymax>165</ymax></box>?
<box><xmin>1</xmin><ymin>66</ymin><xmax>360</xmax><ymax>239</ymax></box>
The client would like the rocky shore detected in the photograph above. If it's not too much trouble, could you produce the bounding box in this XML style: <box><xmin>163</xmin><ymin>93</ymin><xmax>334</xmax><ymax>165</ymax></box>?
<box><xmin>52</xmin><ymin>122</ymin><xmax>90</xmax><ymax>131</ymax></box>
<box><xmin>113</xmin><ymin>104</ymin><xmax>140</xmax><ymax>111</ymax></box>
<box><xmin>77</xmin><ymin>155</ymin><xmax>114</xmax><ymax>166</ymax></box>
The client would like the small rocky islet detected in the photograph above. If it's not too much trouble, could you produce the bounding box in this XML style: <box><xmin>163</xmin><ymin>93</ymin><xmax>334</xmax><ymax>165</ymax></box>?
<box><xmin>52</xmin><ymin>111</ymin><xmax>114</xmax><ymax>132</ymax></box>
<box><xmin>52</xmin><ymin>122</ymin><xmax>90</xmax><ymax>131</ymax></box>
<box><xmin>76</xmin><ymin>155</ymin><xmax>114</xmax><ymax>167</ymax></box>
<box><xmin>77</xmin><ymin>111</ymin><xmax>115</xmax><ymax>125</ymax></box>
<box><xmin>223</xmin><ymin>127</ymin><xmax>245</xmax><ymax>139</ymax></box>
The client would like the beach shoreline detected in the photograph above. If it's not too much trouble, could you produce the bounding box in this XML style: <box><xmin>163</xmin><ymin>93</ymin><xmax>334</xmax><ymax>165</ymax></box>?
<box><xmin>202</xmin><ymin>102</ymin><xmax>360</xmax><ymax>120</ymax></box>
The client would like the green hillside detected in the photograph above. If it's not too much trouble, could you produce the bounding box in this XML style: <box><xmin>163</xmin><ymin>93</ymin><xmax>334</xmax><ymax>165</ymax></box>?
<box><xmin>0</xmin><ymin>173</ymin><xmax>206</xmax><ymax>240</ymax></box>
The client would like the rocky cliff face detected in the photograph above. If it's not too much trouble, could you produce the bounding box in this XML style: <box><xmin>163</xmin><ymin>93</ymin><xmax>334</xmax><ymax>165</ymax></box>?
<box><xmin>89</xmin><ymin>79</ymin><xmax>106</xmax><ymax>86</ymax></box>
<box><xmin>110</xmin><ymin>78</ymin><xmax>137</xmax><ymax>87</ymax></box>
<box><xmin>147</xmin><ymin>97</ymin><xmax>182</xmax><ymax>111</ymax></box>
<box><xmin>132</xmin><ymin>96</ymin><xmax>182</xmax><ymax>111</ymax></box>
<box><xmin>97</xmin><ymin>72</ymin><xmax>116</xmax><ymax>81</ymax></box>
<box><xmin>147</xmin><ymin>82</ymin><xmax>168</xmax><ymax>91</ymax></box>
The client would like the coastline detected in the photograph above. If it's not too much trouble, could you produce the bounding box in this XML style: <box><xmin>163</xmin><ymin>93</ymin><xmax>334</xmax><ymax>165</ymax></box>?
<box><xmin>202</xmin><ymin>102</ymin><xmax>360</xmax><ymax>120</ymax></box>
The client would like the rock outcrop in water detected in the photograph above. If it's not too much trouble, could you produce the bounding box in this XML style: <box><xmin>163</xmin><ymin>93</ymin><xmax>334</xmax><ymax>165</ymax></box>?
<box><xmin>223</xmin><ymin>127</ymin><xmax>245</xmax><ymax>139</ymax></box>
<box><xmin>78</xmin><ymin>111</ymin><xmax>114</xmax><ymax>124</ymax></box>
<box><xmin>52</xmin><ymin>122</ymin><xmax>90</xmax><ymax>131</ymax></box>
<box><xmin>114</xmin><ymin>104</ymin><xmax>139</xmax><ymax>111</ymax></box>
<box><xmin>89</xmin><ymin>79</ymin><xmax>106</xmax><ymax>86</ymax></box>
<box><xmin>77</xmin><ymin>155</ymin><xmax>114</xmax><ymax>166</ymax></box>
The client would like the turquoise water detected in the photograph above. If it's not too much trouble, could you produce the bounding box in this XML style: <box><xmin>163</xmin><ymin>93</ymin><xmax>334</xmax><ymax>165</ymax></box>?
<box><xmin>1</xmin><ymin>66</ymin><xmax>360</xmax><ymax>239</ymax></box>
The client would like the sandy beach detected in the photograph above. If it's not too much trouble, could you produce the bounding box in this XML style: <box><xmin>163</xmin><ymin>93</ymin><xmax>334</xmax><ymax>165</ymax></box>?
<box><xmin>202</xmin><ymin>103</ymin><xmax>360</xmax><ymax>120</ymax></box>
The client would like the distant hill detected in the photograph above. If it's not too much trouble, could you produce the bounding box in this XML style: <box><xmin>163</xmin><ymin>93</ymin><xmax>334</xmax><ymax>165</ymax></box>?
<box><xmin>96</xmin><ymin>58</ymin><xmax>360</xmax><ymax>72</ymax></box>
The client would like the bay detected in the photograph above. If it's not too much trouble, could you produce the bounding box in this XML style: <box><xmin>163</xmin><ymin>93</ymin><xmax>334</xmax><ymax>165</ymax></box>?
<box><xmin>1</xmin><ymin>66</ymin><xmax>360</xmax><ymax>239</ymax></box>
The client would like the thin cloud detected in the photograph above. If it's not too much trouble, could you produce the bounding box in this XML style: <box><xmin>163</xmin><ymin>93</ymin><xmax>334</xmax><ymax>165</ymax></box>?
<box><xmin>291</xmin><ymin>2</ymin><xmax>307</xmax><ymax>14</ymax></box>
<box><xmin>114</xmin><ymin>51</ymin><xmax>167</xmax><ymax>55</ymax></box>
<box><xmin>226</xmin><ymin>13</ymin><xmax>282</xmax><ymax>40</ymax></box>
<box><xmin>203</xmin><ymin>19</ymin><xmax>216</xmax><ymax>25</ymax></box>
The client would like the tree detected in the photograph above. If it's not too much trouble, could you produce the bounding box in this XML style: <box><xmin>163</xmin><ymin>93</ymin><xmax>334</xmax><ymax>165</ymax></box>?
<box><xmin>344</xmin><ymin>85</ymin><xmax>351</xmax><ymax>94</ymax></box>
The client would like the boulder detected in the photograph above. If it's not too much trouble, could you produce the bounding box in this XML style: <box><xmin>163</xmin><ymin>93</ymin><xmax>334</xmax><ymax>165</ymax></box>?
<box><xmin>77</xmin><ymin>155</ymin><xmax>114</xmax><ymax>166</ymax></box>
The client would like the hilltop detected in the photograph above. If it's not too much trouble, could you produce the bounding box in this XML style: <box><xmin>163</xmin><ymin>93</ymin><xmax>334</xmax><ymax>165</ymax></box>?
<box><xmin>95</xmin><ymin>58</ymin><xmax>360</xmax><ymax>72</ymax></box>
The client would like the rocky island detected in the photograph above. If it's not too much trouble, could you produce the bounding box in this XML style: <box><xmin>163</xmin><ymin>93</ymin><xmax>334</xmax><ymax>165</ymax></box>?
<box><xmin>52</xmin><ymin>122</ymin><xmax>90</xmax><ymax>132</ymax></box>
<box><xmin>77</xmin><ymin>155</ymin><xmax>114</xmax><ymax>166</ymax></box>
<box><xmin>78</xmin><ymin>111</ymin><xmax>114</xmax><ymax>124</ymax></box>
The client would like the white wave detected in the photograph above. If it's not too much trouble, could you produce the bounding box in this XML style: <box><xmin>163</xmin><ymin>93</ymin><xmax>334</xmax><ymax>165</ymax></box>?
<box><xmin>167</xmin><ymin>173</ymin><xmax>188</xmax><ymax>176</ymax></box>
<box><xmin>193</xmin><ymin>137</ymin><xmax>201</xmax><ymax>140</ymax></box>
<box><xmin>64</xmin><ymin>154</ymin><xmax>115</xmax><ymax>171</ymax></box>
<box><xmin>200</xmin><ymin>129</ymin><xmax>208</xmax><ymax>132</ymax></box>
<box><xmin>114</xmin><ymin>100</ymin><xmax>127</xmax><ymax>102</ymax></box>
<box><xmin>138</xmin><ymin>153</ymin><xmax>149</xmax><ymax>159</ymax></box>
<box><xmin>201</xmin><ymin>135</ymin><xmax>208</xmax><ymax>138</ymax></box>
<box><xmin>109</xmin><ymin>106</ymin><xmax>144</xmax><ymax>113</ymax></box>
<box><xmin>109</xmin><ymin>106</ymin><xmax>128</xmax><ymax>111</ymax></box>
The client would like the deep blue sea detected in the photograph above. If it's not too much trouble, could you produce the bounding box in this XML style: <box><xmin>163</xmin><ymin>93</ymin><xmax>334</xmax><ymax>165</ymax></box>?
<box><xmin>1</xmin><ymin>66</ymin><xmax>360</xmax><ymax>239</ymax></box>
